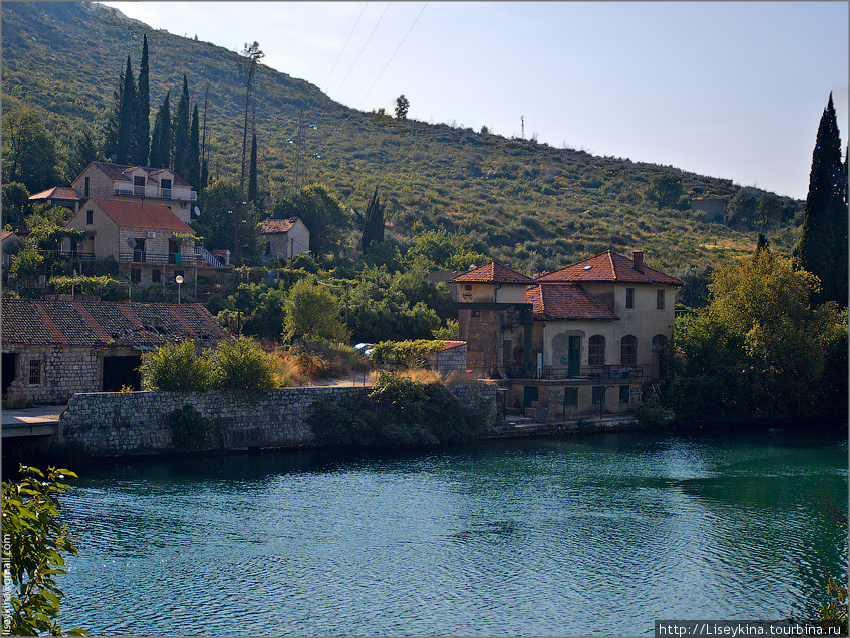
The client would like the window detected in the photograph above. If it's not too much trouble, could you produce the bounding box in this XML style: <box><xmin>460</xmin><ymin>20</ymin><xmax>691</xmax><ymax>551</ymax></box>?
<box><xmin>564</xmin><ymin>387</ymin><xmax>578</xmax><ymax>407</ymax></box>
<box><xmin>620</xmin><ymin>335</ymin><xmax>638</xmax><ymax>366</ymax></box>
<box><xmin>619</xmin><ymin>385</ymin><xmax>630</xmax><ymax>404</ymax></box>
<box><xmin>465</xmin><ymin>285</ymin><xmax>472</xmax><ymax>291</ymax></box>
<box><xmin>657</xmin><ymin>289</ymin><xmax>665</xmax><ymax>310</ymax></box>
<box><xmin>29</xmin><ymin>359</ymin><xmax>41</xmax><ymax>385</ymax></box>
<box><xmin>83</xmin><ymin>176</ymin><xmax>90</xmax><ymax>197</ymax></box>
<box><xmin>161</xmin><ymin>178</ymin><xmax>172</xmax><ymax>198</ymax></box>
<box><xmin>152</xmin><ymin>270</ymin><xmax>162</xmax><ymax>283</ymax></box>
<box><xmin>592</xmin><ymin>386</ymin><xmax>605</xmax><ymax>405</ymax></box>
<box><xmin>588</xmin><ymin>335</ymin><xmax>605</xmax><ymax>366</ymax></box>
<box><xmin>131</xmin><ymin>269</ymin><xmax>141</xmax><ymax>283</ymax></box>
<box><xmin>86</xmin><ymin>210</ymin><xmax>94</xmax><ymax>225</ymax></box>
<box><xmin>625</xmin><ymin>288</ymin><xmax>635</xmax><ymax>309</ymax></box>
<box><xmin>134</xmin><ymin>175</ymin><xmax>145</xmax><ymax>196</ymax></box>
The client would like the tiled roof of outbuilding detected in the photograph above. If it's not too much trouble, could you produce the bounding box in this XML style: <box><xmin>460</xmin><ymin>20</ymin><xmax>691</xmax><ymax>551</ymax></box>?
<box><xmin>526</xmin><ymin>283</ymin><xmax>619</xmax><ymax>321</ymax></box>
<box><xmin>260</xmin><ymin>217</ymin><xmax>301</xmax><ymax>234</ymax></box>
<box><xmin>28</xmin><ymin>186</ymin><xmax>81</xmax><ymax>202</ymax></box>
<box><xmin>450</xmin><ymin>261</ymin><xmax>534</xmax><ymax>284</ymax></box>
<box><xmin>535</xmin><ymin>250</ymin><xmax>684</xmax><ymax>286</ymax></box>
<box><xmin>1</xmin><ymin>299</ymin><xmax>230</xmax><ymax>347</ymax></box>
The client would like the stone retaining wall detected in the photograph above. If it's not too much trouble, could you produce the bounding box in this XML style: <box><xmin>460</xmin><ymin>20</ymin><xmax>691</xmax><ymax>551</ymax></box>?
<box><xmin>57</xmin><ymin>383</ymin><xmax>497</xmax><ymax>457</ymax></box>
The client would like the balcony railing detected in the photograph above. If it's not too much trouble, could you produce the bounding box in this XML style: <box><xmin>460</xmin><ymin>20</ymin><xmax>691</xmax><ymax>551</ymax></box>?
<box><xmin>37</xmin><ymin>249</ymin><xmax>96</xmax><ymax>260</ymax></box>
<box><xmin>504</xmin><ymin>363</ymin><xmax>648</xmax><ymax>381</ymax></box>
<box><xmin>114</xmin><ymin>185</ymin><xmax>197</xmax><ymax>201</ymax></box>
<box><xmin>119</xmin><ymin>251</ymin><xmax>200</xmax><ymax>265</ymax></box>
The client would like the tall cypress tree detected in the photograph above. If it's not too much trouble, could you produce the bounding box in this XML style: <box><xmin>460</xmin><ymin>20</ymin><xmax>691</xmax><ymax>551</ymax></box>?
<box><xmin>361</xmin><ymin>186</ymin><xmax>385</xmax><ymax>254</ymax></box>
<box><xmin>172</xmin><ymin>75</ymin><xmax>191</xmax><ymax>179</ymax></box>
<box><xmin>102</xmin><ymin>65</ymin><xmax>125</xmax><ymax>162</ymax></box>
<box><xmin>149</xmin><ymin>92</ymin><xmax>171</xmax><ymax>169</ymax></box>
<box><xmin>116</xmin><ymin>56</ymin><xmax>137</xmax><ymax>165</ymax></box>
<box><xmin>248</xmin><ymin>132</ymin><xmax>258</xmax><ymax>206</ymax></box>
<box><xmin>796</xmin><ymin>93</ymin><xmax>848</xmax><ymax>307</ymax></box>
<box><xmin>188</xmin><ymin>104</ymin><xmax>201</xmax><ymax>191</ymax></box>
<box><xmin>134</xmin><ymin>35</ymin><xmax>150</xmax><ymax>166</ymax></box>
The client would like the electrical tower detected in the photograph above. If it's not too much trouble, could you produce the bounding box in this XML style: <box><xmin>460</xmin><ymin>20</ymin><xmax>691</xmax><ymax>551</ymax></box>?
<box><xmin>292</xmin><ymin>109</ymin><xmax>307</xmax><ymax>191</ymax></box>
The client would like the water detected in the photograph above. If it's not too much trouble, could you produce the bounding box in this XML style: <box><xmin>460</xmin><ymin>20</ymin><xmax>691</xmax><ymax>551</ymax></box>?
<box><xmin>57</xmin><ymin>429</ymin><xmax>847</xmax><ymax>636</ymax></box>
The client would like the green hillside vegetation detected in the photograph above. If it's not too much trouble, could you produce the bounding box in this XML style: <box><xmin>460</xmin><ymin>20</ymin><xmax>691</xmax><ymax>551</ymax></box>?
<box><xmin>2</xmin><ymin>1</ymin><xmax>804</xmax><ymax>278</ymax></box>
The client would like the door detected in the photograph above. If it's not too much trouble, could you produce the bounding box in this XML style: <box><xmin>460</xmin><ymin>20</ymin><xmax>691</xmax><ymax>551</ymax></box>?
<box><xmin>2</xmin><ymin>352</ymin><xmax>17</xmax><ymax>396</ymax></box>
<box><xmin>102</xmin><ymin>356</ymin><xmax>142</xmax><ymax>392</ymax></box>
<box><xmin>523</xmin><ymin>385</ymin><xmax>538</xmax><ymax>408</ymax></box>
<box><xmin>568</xmin><ymin>335</ymin><xmax>581</xmax><ymax>376</ymax></box>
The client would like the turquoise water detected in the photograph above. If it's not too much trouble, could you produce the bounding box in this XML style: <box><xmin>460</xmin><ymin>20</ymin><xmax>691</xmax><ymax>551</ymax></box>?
<box><xmin>57</xmin><ymin>430</ymin><xmax>847</xmax><ymax>636</ymax></box>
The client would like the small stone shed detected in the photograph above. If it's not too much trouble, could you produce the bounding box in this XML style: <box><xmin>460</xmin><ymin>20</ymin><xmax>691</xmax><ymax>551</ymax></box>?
<box><xmin>1</xmin><ymin>299</ymin><xmax>230</xmax><ymax>405</ymax></box>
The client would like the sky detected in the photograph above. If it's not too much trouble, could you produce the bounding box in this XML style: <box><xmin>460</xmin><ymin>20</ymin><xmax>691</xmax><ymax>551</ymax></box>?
<box><xmin>102</xmin><ymin>1</ymin><xmax>849</xmax><ymax>201</ymax></box>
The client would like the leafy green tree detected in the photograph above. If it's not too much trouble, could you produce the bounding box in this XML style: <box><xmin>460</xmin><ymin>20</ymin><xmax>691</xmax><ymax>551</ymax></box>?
<box><xmin>282</xmin><ymin>278</ymin><xmax>347</xmax><ymax>342</ymax></box>
<box><xmin>193</xmin><ymin>180</ymin><xmax>241</xmax><ymax>251</ymax></box>
<box><xmin>395</xmin><ymin>94</ymin><xmax>410</xmax><ymax>120</ymax></box>
<box><xmin>139</xmin><ymin>341</ymin><xmax>213</xmax><ymax>391</ymax></box>
<box><xmin>643</xmin><ymin>172</ymin><xmax>684</xmax><ymax>210</ymax></box>
<box><xmin>66</xmin><ymin>129</ymin><xmax>101</xmax><ymax>180</ymax></box>
<box><xmin>209</xmin><ymin>335</ymin><xmax>277</xmax><ymax>393</ymax></box>
<box><xmin>9</xmin><ymin>247</ymin><xmax>44</xmax><ymax>281</ymax></box>
<box><xmin>727</xmin><ymin>187</ymin><xmax>760</xmax><ymax>229</ymax></box>
<box><xmin>273</xmin><ymin>183</ymin><xmax>351</xmax><ymax>257</ymax></box>
<box><xmin>754</xmin><ymin>192</ymin><xmax>782</xmax><ymax>232</ymax></box>
<box><xmin>2</xmin><ymin>465</ymin><xmax>88</xmax><ymax>636</ymax></box>
<box><xmin>795</xmin><ymin>93</ymin><xmax>848</xmax><ymax>307</ymax></box>
<box><xmin>406</xmin><ymin>228</ymin><xmax>488</xmax><ymax>270</ymax></box>
<box><xmin>2</xmin><ymin>108</ymin><xmax>62</xmax><ymax>193</ymax></box>
<box><xmin>149</xmin><ymin>92</ymin><xmax>171</xmax><ymax>169</ymax></box>
<box><xmin>1</xmin><ymin>182</ymin><xmax>31</xmax><ymax>230</ymax></box>
<box><xmin>134</xmin><ymin>34</ymin><xmax>150</xmax><ymax>166</ymax></box>
<box><xmin>669</xmin><ymin>247</ymin><xmax>847</xmax><ymax>423</ymax></box>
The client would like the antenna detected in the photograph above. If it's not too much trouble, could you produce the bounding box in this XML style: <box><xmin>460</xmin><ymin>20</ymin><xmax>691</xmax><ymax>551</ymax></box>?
<box><xmin>292</xmin><ymin>109</ymin><xmax>307</xmax><ymax>191</ymax></box>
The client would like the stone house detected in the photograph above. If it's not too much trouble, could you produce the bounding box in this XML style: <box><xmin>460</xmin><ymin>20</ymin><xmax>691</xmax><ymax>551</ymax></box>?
<box><xmin>691</xmin><ymin>197</ymin><xmax>728</xmax><ymax>224</ymax></box>
<box><xmin>70</xmin><ymin>162</ymin><xmax>197</xmax><ymax>223</ymax></box>
<box><xmin>63</xmin><ymin>198</ymin><xmax>198</xmax><ymax>287</ymax></box>
<box><xmin>259</xmin><ymin>217</ymin><xmax>310</xmax><ymax>261</ymax></box>
<box><xmin>1</xmin><ymin>298</ymin><xmax>230</xmax><ymax>405</ymax></box>
<box><xmin>451</xmin><ymin>250</ymin><xmax>683</xmax><ymax>418</ymax></box>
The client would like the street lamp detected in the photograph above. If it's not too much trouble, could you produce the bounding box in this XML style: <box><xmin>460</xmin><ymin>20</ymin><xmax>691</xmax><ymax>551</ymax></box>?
<box><xmin>175</xmin><ymin>274</ymin><xmax>184</xmax><ymax>304</ymax></box>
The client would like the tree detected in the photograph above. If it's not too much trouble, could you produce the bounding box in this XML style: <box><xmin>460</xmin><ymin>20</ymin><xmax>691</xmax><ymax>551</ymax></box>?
<box><xmin>172</xmin><ymin>75</ymin><xmax>191</xmax><ymax>180</ymax></box>
<box><xmin>208</xmin><ymin>335</ymin><xmax>278</xmax><ymax>393</ymax></box>
<box><xmin>357</xmin><ymin>186</ymin><xmax>385</xmax><ymax>254</ymax></box>
<box><xmin>282</xmin><ymin>278</ymin><xmax>347</xmax><ymax>342</ymax></box>
<box><xmin>235</xmin><ymin>41</ymin><xmax>265</xmax><ymax>266</ymax></box>
<box><xmin>273</xmin><ymin>183</ymin><xmax>351</xmax><ymax>257</ymax></box>
<box><xmin>192</xmin><ymin>180</ymin><xmax>242</xmax><ymax>251</ymax></box>
<box><xmin>1</xmin><ymin>108</ymin><xmax>62</xmax><ymax>193</ymax></box>
<box><xmin>643</xmin><ymin>172</ymin><xmax>684</xmax><ymax>210</ymax></box>
<box><xmin>248</xmin><ymin>132</ymin><xmax>258</xmax><ymax>207</ymax></box>
<box><xmin>395</xmin><ymin>94</ymin><xmax>410</xmax><ymax>120</ymax></box>
<box><xmin>149</xmin><ymin>92</ymin><xmax>171</xmax><ymax>169</ymax></box>
<box><xmin>1</xmin><ymin>182</ymin><xmax>32</xmax><ymax>230</ymax></box>
<box><xmin>188</xmin><ymin>104</ymin><xmax>201</xmax><ymax>191</ymax></box>
<box><xmin>117</xmin><ymin>56</ymin><xmax>137</xmax><ymax>164</ymax></box>
<box><xmin>669</xmin><ymin>247</ymin><xmax>847</xmax><ymax>423</ymax></box>
<box><xmin>727</xmin><ymin>187</ymin><xmax>760</xmax><ymax>229</ymax></box>
<box><xmin>134</xmin><ymin>34</ymin><xmax>150</xmax><ymax>166</ymax></box>
<box><xmin>2</xmin><ymin>466</ymin><xmax>87</xmax><ymax>636</ymax></box>
<box><xmin>796</xmin><ymin>93</ymin><xmax>848</xmax><ymax>308</ymax></box>
<box><xmin>66</xmin><ymin>129</ymin><xmax>101</xmax><ymax>180</ymax></box>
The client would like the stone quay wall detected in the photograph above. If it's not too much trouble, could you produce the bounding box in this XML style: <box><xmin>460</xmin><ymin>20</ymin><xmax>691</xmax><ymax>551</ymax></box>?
<box><xmin>57</xmin><ymin>383</ymin><xmax>497</xmax><ymax>457</ymax></box>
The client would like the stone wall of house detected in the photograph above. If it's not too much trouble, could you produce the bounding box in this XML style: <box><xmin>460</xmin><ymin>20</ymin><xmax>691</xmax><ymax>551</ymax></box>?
<box><xmin>57</xmin><ymin>383</ymin><xmax>497</xmax><ymax>457</ymax></box>
<box><xmin>435</xmin><ymin>344</ymin><xmax>467</xmax><ymax>373</ymax></box>
<box><xmin>3</xmin><ymin>344</ymin><xmax>101</xmax><ymax>405</ymax></box>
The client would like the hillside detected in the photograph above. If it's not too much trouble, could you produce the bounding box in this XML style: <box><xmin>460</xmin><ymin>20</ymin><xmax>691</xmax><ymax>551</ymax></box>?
<box><xmin>1</xmin><ymin>2</ymin><xmax>805</xmax><ymax>274</ymax></box>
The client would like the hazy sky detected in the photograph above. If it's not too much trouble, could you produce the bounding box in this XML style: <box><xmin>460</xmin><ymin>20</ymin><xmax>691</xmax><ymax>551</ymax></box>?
<box><xmin>103</xmin><ymin>1</ymin><xmax>849</xmax><ymax>200</ymax></box>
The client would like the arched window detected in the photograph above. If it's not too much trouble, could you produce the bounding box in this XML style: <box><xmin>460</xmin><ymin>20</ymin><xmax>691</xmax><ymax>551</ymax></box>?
<box><xmin>588</xmin><ymin>335</ymin><xmax>605</xmax><ymax>366</ymax></box>
<box><xmin>620</xmin><ymin>335</ymin><xmax>638</xmax><ymax>366</ymax></box>
<box><xmin>651</xmin><ymin>334</ymin><xmax>667</xmax><ymax>351</ymax></box>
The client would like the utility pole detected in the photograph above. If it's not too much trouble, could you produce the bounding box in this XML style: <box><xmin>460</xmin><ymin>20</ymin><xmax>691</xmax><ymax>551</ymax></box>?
<box><xmin>521</xmin><ymin>115</ymin><xmax>525</xmax><ymax>140</ymax></box>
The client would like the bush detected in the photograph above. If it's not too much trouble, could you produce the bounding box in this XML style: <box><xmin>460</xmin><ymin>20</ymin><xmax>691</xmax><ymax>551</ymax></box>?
<box><xmin>139</xmin><ymin>341</ymin><xmax>213</xmax><ymax>391</ymax></box>
<box><xmin>370</xmin><ymin>339</ymin><xmax>445</xmax><ymax>369</ymax></box>
<box><xmin>168</xmin><ymin>405</ymin><xmax>216</xmax><ymax>450</ymax></box>
<box><xmin>308</xmin><ymin>372</ymin><xmax>482</xmax><ymax>449</ymax></box>
<box><xmin>209</xmin><ymin>336</ymin><xmax>277</xmax><ymax>394</ymax></box>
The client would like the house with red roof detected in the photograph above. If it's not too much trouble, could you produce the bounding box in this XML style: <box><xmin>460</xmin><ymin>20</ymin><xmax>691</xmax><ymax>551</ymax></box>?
<box><xmin>259</xmin><ymin>217</ymin><xmax>310</xmax><ymax>261</ymax></box>
<box><xmin>1</xmin><ymin>299</ymin><xmax>230</xmax><ymax>405</ymax></box>
<box><xmin>450</xmin><ymin>250</ymin><xmax>683</xmax><ymax>418</ymax></box>
<box><xmin>63</xmin><ymin>198</ymin><xmax>199</xmax><ymax>287</ymax></box>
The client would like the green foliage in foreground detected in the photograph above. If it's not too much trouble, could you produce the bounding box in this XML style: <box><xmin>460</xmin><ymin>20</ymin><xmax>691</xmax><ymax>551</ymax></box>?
<box><xmin>140</xmin><ymin>337</ymin><xmax>277</xmax><ymax>394</ymax></box>
<box><xmin>168</xmin><ymin>404</ymin><xmax>216</xmax><ymax>450</ymax></box>
<box><xmin>1</xmin><ymin>466</ymin><xmax>89</xmax><ymax>636</ymax></box>
<box><xmin>370</xmin><ymin>339</ymin><xmax>445</xmax><ymax>369</ymax></box>
<box><xmin>308</xmin><ymin>373</ymin><xmax>482</xmax><ymax>449</ymax></box>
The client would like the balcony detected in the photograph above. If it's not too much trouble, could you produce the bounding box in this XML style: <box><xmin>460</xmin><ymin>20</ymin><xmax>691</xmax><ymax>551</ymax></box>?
<box><xmin>504</xmin><ymin>363</ymin><xmax>648</xmax><ymax>381</ymax></box>
<box><xmin>113</xmin><ymin>185</ymin><xmax>197</xmax><ymax>201</ymax></box>
<box><xmin>119</xmin><ymin>251</ymin><xmax>200</xmax><ymax>265</ymax></box>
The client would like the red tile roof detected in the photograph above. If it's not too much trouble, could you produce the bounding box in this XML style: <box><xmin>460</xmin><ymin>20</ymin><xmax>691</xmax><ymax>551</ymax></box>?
<box><xmin>437</xmin><ymin>340</ymin><xmax>467</xmax><ymax>351</ymax></box>
<box><xmin>450</xmin><ymin>261</ymin><xmax>534</xmax><ymax>284</ymax></box>
<box><xmin>260</xmin><ymin>217</ymin><xmax>300</xmax><ymax>234</ymax></box>
<box><xmin>1</xmin><ymin>299</ymin><xmax>230</xmax><ymax>347</ymax></box>
<box><xmin>527</xmin><ymin>283</ymin><xmax>619</xmax><ymax>321</ymax></box>
<box><xmin>28</xmin><ymin>186</ymin><xmax>81</xmax><ymax>201</ymax></box>
<box><xmin>88</xmin><ymin>199</ymin><xmax>193</xmax><ymax>232</ymax></box>
<box><xmin>535</xmin><ymin>250</ymin><xmax>684</xmax><ymax>286</ymax></box>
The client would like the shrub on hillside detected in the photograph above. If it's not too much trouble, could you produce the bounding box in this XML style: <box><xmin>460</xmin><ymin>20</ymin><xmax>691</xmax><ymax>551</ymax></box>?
<box><xmin>209</xmin><ymin>336</ymin><xmax>278</xmax><ymax>394</ymax></box>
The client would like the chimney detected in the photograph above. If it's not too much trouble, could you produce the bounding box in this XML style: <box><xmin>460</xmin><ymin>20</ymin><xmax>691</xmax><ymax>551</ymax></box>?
<box><xmin>632</xmin><ymin>250</ymin><xmax>644</xmax><ymax>272</ymax></box>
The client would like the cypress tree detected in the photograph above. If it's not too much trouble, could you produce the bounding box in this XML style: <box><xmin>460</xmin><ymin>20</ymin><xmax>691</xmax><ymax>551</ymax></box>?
<box><xmin>796</xmin><ymin>93</ymin><xmax>848</xmax><ymax>307</ymax></box>
<box><xmin>116</xmin><ymin>56</ymin><xmax>136</xmax><ymax>165</ymax></box>
<box><xmin>248</xmin><ymin>132</ymin><xmax>258</xmax><ymax>206</ymax></box>
<box><xmin>172</xmin><ymin>75</ymin><xmax>191</xmax><ymax>179</ymax></box>
<box><xmin>134</xmin><ymin>35</ymin><xmax>150</xmax><ymax>166</ymax></box>
<box><xmin>102</xmin><ymin>65</ymin><xmax>125</xmax><ymax>162</ymax></box>
<box><xmin>188</xmin><ymin>104</ymin><xmax>200</xmax><ymax>191</ymax></box>
<box><xmin>149</xmin><ymin>92</ymin><xmax>171</xmax><ymax>169</ymax></box>
<box><xmin>361</xmin><ymin>186</ymin><xmax>385</xmax><ymax>254</ymax></box>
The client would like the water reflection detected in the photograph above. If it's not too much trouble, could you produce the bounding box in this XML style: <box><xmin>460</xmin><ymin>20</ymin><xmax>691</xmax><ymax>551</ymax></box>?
<box><xmin>59</xmin><ymin>430</ymin><xmax>847</xmax><ymax>636</ymax></box>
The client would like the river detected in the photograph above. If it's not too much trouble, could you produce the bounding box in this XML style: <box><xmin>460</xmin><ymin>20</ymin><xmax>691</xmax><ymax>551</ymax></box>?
<box><xmin>57</xmin><ymin>428</ymin><xmax>847</xmax><ymax>636</ymax></box>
